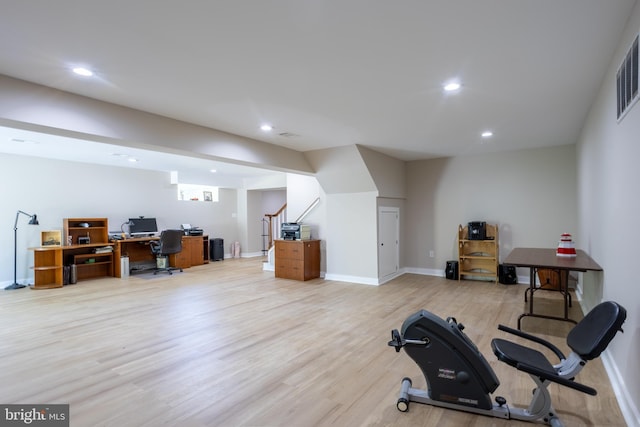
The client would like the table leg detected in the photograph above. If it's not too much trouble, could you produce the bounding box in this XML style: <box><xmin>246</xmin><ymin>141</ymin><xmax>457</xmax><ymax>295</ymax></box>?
<box><xmin>518</xmin><ymin>267</ymin><xmax>537</xmax><ymax>329</ymax></box>
<box><xmin>560</xmin><ymin>270</ymin><xmax>569</xmax><ymax>320</ymax></box>
<box><xmin>518</xmin><ymin>267</ymin><xmax>577</xmax><ymax>329</ymax></box>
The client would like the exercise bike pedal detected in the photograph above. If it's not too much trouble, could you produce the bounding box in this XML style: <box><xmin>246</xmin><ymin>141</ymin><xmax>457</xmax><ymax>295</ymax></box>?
<box><xmin>388</xmin><ymin>329</ymin><xmax>403</xmax><ymax>352</ymax></box>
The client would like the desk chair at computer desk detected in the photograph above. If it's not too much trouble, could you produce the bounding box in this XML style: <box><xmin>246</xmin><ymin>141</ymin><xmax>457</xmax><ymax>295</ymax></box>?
<box><xmin>150</xmin><ymin>229</ymin><xmax>183</xmax><ymax>275</ymax></box>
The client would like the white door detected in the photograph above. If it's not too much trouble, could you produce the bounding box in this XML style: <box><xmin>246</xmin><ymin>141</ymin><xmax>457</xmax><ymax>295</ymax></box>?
<box><xmin>378</xmin><ymin>207</ymin><xmax>399</xmax><ymax>281</ymax></box>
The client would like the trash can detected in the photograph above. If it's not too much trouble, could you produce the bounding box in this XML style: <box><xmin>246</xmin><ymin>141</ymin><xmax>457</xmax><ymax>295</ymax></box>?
<box><xmin>156</xmin><ymin>256</ymin><xmax>168</xmax><ymax>269</ymax></box>
<box><xmin>210</xmin><ymin>238</ymin><xmax>224</xmax><ymax>261</ymax></box>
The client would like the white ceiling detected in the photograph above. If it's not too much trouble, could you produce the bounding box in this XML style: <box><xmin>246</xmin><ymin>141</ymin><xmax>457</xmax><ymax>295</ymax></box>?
<box><xmin>0</xmin><ymin>1</ymin><xmax>636</xmax><ymax>179</ymax></box>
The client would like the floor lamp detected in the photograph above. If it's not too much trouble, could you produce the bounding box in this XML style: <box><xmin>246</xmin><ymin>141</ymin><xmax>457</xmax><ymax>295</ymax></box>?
<box><xmin>5</xmin><ymin>210</ymin><xmax>39</xmax><ymax>290</ymax></box>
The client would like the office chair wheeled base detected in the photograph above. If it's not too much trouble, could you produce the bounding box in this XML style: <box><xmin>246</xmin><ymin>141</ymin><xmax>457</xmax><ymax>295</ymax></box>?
<box><xmin>388</xmin><ymin>302</ymin><xmax>626</xmax><ymax>427</ymax></box>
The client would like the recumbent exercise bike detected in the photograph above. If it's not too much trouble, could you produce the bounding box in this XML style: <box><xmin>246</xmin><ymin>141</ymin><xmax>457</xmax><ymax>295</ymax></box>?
<box><xmin>387</xmin><ymin>301</ymin><xmax>626</xmax><ymax>426</ymax></box>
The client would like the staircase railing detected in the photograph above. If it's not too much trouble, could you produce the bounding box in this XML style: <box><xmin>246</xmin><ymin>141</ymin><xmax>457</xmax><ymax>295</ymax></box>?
<box><xmin>264</xmin><ymin>197</ymin><xmax>321</xmax><ymax>250</ymax></box>
<box><xmin>264</xmin><ymin>203</ymin><xmax>287</xmax><ymax>250</ymax></box>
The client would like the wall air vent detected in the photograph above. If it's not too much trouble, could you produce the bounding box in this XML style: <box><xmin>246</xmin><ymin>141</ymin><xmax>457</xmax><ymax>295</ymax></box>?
<box><xmin>616</xmin><ymin>33</ymin><xmax>639</xmax><ymax>122</ymax></box>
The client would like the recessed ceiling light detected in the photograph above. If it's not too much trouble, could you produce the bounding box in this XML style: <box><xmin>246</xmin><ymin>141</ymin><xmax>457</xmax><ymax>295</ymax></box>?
<box><xmin>72</xmin><ymin>67</ymin><xmax>94</xmax><ymax>77</ymax></box>
<box><xmin>210</xmin><ymin>169</ymin><xmax>217</xmax><ymax>173</ymax></box>
<box><xmin>481</xmin><ymin>131</ymin><xmax>494</xmax><ymax>138</ymax></box>
<box><xmin>443</xmin><ymin>81</ymin><xmax>461</xmax><ymax>92</ymax></box>
<box><xmin>260</xmin><ymin>124</ymin><xmax>273</xmax><ymax>131</ymax></box>
<box><xmin>127</xmin><ymin>158</ymin><xmax>138</xmax><ymax>163</ymax></box>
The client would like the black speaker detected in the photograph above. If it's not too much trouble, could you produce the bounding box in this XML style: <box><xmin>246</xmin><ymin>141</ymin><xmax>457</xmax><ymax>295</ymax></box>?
<box><xmin>210</xmin><ymin>238</ymin><xmax>224</xmax><ymax>261</ymax></box>
<box><xmin>468</xmin><ymin>221</ymin><xmax>486</xmax><ymax>240</ymax></box>
<box><xmin>499</xmin><ymin>264</ymin><xmax>517</xmax><ymax>284</ymax></box>
<box><xmin>445</xmin><ymin>260</ymin><xmax>458</xmax><ymax>280</ymax></box>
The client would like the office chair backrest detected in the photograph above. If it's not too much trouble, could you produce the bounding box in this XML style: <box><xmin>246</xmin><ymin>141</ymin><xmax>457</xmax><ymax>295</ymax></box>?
<box><xmin>158</xmin><ymin>229</ymin><xmax>183</xmax><ymax>255</ymax></box>
<box><xmin>567</xmin><ymin>301</ymin><xmax>626</xmax><ymax>360</ymax></box>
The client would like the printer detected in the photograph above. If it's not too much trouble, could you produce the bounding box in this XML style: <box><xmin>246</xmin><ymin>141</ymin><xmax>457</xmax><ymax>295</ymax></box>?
<box><xmin>181</xmin><ymin>224</ymin><xmax>204</xmax><ymax>236</ymax></box>
<box><xmin>281</xmin><ymin>223</ymin><xmax>311</xmax><ymax>240</ymax></box>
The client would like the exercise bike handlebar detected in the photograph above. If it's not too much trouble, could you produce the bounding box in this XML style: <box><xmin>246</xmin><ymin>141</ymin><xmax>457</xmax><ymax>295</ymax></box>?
<box><xmin>497</xmin><ymin>324</ymin><xmax>566</xmax><ymax>361</ymax></box>
<box><xmin>388</xmin><ymin>329</ymin><xmax>428</xmax><ymax>352</ymax></box>
<box><xmin>515</xmin><ymin>361</ymin><xmax>597</xmax><ymax>396</ymax></box>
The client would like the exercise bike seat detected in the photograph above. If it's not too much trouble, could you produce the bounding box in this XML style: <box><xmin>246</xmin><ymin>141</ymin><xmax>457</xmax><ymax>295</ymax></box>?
<box><xmin>490</xmin><ymin>301</ymin><xmax>626</xmax><ymax>395</ymax></box>
<box><xmin>491</xmin><ymin>339</ymin><xmax>555</xmax><ymax>373</ymax></box>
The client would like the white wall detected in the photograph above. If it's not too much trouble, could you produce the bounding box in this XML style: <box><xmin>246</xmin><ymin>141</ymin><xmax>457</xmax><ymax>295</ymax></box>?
<box><xmin>0</xmin><ymin>153</ymin><xmax>241</xmax><ymax>286</ymax></box>
<box><xmin>324</xmin><ymin>192</ymin><xmax>379</xmax><ymax>284</ymax></box>
<box><xmin>576</xmin><ymin>2</ymin><xmax>640</xmax><ymax>424</ymax></box>
<box><xmin>405</xmin><ymin>145</ymin><xmax>577</xmax><ymax>276</ymax></box>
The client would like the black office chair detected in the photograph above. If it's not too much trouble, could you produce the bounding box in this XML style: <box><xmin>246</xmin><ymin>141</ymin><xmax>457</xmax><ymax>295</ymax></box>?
<box><xmin>150</xmin><ymin>229</ymin><xmax>184</xmax><ymax>275</ymax></box>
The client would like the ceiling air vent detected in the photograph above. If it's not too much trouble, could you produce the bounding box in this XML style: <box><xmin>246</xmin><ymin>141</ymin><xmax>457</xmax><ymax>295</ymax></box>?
<box><xmin>616</xmin><ymin>33</ymin><xmax>639</xmax><ymax>122</ymax></box>
<box><xmin>278</xmin><ymin>132</ymin><xmax>299</xmax><ymax>138</ymax></box>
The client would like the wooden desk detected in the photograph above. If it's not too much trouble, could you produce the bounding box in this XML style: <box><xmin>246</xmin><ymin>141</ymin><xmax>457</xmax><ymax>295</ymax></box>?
<box><xmin>113</xmin><ymin>237</ymin><xmax>158</xmax><ymax>276</ymax></box>
<box><xmin>504</xmin><ymin>248</ymin><xmax>602</xmax><ymax>329</ymax></box>
<box><xmin>112</xmin><ymin>235</ymin><xmax>208</xmax><ymax>277</ymax></box>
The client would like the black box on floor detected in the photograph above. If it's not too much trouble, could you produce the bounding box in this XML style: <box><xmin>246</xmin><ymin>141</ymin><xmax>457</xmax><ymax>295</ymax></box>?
<box><xmin>499</xmin><ymin>264</ymin><xmax>517</xmax><ymax>284</ymax></box>
<box><xmin>445</xmin><ymin>260</ymin><xmax>458</xmax><ymax>280</ymax></box>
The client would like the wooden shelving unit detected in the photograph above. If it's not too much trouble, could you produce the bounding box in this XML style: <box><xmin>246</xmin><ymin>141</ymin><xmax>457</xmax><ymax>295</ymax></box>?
<box><xmin>71</xmin><ymin>252</ymin><xmax>114</xmax><ymax>281</ymax></box>
<box><xmin>30</xmin><ymin>218</ymin><xmax>115</xmax><ymax>289</ymax></box>
<box><xmin>63</xmin><ymin>218</ymin><xmax>109</xmax><ymax>246</ymax></box>
<box><xmin>458</xmin><ymin>224</ymin><xmax>499</xmax><ymax>282</ymax></box>
<box><xmin>31</xmin><ymin>247</ymin><xmax>64</xmax><ymax>289</ymax></box>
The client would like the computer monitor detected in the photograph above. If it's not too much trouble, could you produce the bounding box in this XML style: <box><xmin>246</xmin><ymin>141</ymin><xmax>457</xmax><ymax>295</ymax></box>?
<box><xmin>128</xmin><ymin>217</ymin><xmax>158</xmax><ymax>236</ymax></box>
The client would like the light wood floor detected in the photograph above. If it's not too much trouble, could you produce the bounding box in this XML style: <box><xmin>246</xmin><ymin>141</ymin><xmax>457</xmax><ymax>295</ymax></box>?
<box><xmin>0</xmin><ymin>258</ymin><xmax>626</xmax><ymax>426</ymax></box>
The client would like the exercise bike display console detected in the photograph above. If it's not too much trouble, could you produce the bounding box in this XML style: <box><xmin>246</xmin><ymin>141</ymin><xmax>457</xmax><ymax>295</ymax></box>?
<box><xmin>387</xmin><ymin>301</ymin><xmax>626</xmax><ymax>426</ymax></box>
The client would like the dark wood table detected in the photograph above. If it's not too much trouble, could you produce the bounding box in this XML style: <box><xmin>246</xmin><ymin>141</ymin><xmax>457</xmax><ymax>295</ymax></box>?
<box><xmin>503</xmin><ymin>248</ymin><xmax>603</xmax><ymax>329</ymax></box>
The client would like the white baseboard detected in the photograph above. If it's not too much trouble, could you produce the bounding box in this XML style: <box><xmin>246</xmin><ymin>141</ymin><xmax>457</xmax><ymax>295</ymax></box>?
<box><xmin>323</xmin><ymin>273</ymin><xmax>379</xmax><ymax>286</ymax></box>
<box><xmin>602</xmin><ymin>349</ymin><xmax>640</xmax><ymax>427</ymax></box>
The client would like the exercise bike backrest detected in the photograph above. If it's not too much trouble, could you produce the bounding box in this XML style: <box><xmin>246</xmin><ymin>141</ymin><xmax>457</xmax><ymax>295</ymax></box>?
<box><xmin>566</xmin><ymin>300</ymin><xmax>626</xmax><ymax>360</ymax></box>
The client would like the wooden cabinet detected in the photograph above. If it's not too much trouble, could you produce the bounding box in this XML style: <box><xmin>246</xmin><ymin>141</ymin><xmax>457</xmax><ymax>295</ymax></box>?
<box><xmin>31</xmin><ymin>247</ymin><xmax>64</xmax><ymax>289</ymax></box>
<box><xmin>188</xmin><ymin>236</ymin><xmax>204</xmax><ymax>266</ymax></box>
<box><xmin>169</xmin><ymin>235</ymin><xmax>207</xmax><ymax>269</ymax></box>
<box><xmin>274</xmin><ymin>240</ymin><xmax>320</xmax><ymax>281</ymax></box>
<box><xmin>458</xmin><ymin>224</ymin><xmax>499</xmax><ymax>282</ymax></box>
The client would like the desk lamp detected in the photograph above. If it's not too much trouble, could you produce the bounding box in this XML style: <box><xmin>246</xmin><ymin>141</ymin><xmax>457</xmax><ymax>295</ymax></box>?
<box><xmin>5</xmin><ymin>210</ymin><xmax>39</xmax><ymax>290</ymax></box>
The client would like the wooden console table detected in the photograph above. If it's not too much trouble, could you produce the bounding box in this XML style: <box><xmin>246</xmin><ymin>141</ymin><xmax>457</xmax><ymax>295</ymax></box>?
<box><xmin>503</xmin><ymin>247</ymin><xmax>603</xmax><ymax>329</ymax></box>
